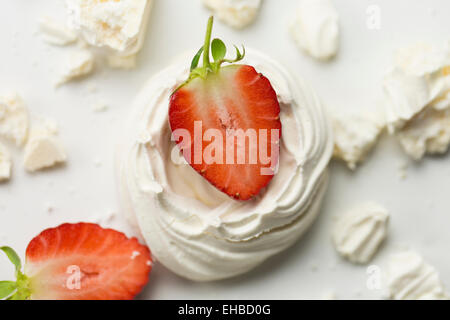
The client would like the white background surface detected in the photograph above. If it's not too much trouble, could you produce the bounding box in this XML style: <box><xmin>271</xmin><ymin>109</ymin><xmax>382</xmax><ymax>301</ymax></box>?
<box><xmin>0</xmin><ymin>0</ymin><xmax>449</xmax><ymax>300</ymax></box>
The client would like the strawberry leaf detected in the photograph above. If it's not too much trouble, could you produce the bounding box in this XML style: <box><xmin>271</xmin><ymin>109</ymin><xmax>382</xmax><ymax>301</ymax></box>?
<box><xmin>0</xmin><ymin>281</ymin><xmax>17</xmax><ymax>300</ymax></box>
<box><xmin>0</xmin><ymin>246</ymin><xmax>21</xmax><ymax>274</ymax></box>
<box><xmin>190</xmin><ymin>47</ymin><xmax>204</xmax><ymax>71</ymax></box>
<box><xmin>229</xmin><ymin>45</ymin><xmax>245</xmax><ymax>62</ymax></box>
<box><xmin>211</xmin><ymin>38</ymin><xmax>226</xmax><ymax>62</ymax></box>
<box><xmin>174</xmin><ymin>17</ymin><xmax>246</xmax><ymax>92</ymax></box>
<box><xmin>0</xmin><ymin>247</ymin><xmax>31</xmax><ymax>300</ymax></box>
<box><xmin>234</xmin><ymin>45</ymin><xmax>245</xmax><ymax>61</ymax></box>
<box><xmin>6</xmin><ymin>292</ymin><xmax>24</xmax><ymax>300</ymax></box>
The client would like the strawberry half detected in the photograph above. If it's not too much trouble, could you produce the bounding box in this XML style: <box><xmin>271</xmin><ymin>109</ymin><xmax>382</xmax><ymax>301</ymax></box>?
<box><xmin>0</xmin><ymin>223</ymin><xmax>151</xmax><ymax>300</ymax></box>
<box><xmin>169</xmin><ymin>17</ymin><xmax>282</xmax><ymax>200</ymax></box>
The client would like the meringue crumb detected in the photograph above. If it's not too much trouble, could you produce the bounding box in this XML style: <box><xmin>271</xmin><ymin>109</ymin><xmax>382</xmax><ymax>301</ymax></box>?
<box><xmin>107</xmin><ymin>54</ymin><xmax>137</xmax><ymax>70</ymax></box>
<box><xmin>354</xmin><ymin>290</ymin><xmax>363</xmax><ymax>297</ymax></box>
<box><xmin>23</xmin><ymin>121</ymin><xmax>67</xmax><ymax>172</ymax></box>
<box><xmin>86</xmin><ymin>83</ymin><xmax>98</xmax><ymax>93</ymax></box>
<box><xmin>56</xmin><ymin>49</ymin><xmax>94</xmax><ymax>86</ymax></box>
<box><xmin>0</xmin><ymin>92</ymin><xmax>29</xmax><ymax>147</ymax></box>
<box><xmin>202</xmin><ymin>0</ymin><xmax>261</xmax><ymax>29</ymax></box>
<box><xmin>44</xmin><ymin>202</ymin><xmax>55</xmax><ymax>215</ymax></box>
<box><xmin>91</xmin><ymin>211</ymin><xmax>117</xmax><ymax>225</ymax></box>
<box><xmin>91</xmin><ymin>101</ymin><xmax>108</xmax><ymax>113</ymax></box>
<box><xmin>397</xmin><ymin>160</ymin><xmax>408</xmax><ymax>180</ymax></box>
<box><xmin>0</xmin><ymin>143</ymin><xmax>12</xmax><ymax>182</ymax></box>
<box><xmin>93</xmin><ymin>158</ymin><xmax>103</xmax><ymax>167</ymax></box>
<box><xmin>39</xmin><ymin>16</ymin><xmax>77</xmax><ymax>46</ymax></box>
<box><xmin>321</xmin><ymin>290</ymin><xmax>337</xmax><ymax>300</ymax></box>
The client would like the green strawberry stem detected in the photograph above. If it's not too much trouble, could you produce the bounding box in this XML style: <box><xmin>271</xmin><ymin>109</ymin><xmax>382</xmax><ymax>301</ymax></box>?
<box><xmin>202</xmin><ymin>16</ymin><xmax>214</xmax><ymax>72</ymax></box>
<box><xmin>0</xmin><ymin>246</ymin><xmax>31</xmax><ymax>300</ymax></box>
<box><xmin>175</xmin><ymin>16</ymin><xmax>245</xmax><ymax>92</ymax></box>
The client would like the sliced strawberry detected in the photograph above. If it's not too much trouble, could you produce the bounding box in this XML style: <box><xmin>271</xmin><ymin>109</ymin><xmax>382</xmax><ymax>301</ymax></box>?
<box><xmin>1</xmin><ymin>223</ymin><xmax>151</xmax><ymax>300</ymax></box>
<box><xmin>169</xmin><ymin>17</ymin><xmax>281</xmax><ymax>200</ymax></box>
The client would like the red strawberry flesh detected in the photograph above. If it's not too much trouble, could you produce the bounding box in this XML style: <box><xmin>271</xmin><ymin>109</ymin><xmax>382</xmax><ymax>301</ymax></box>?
<box><xmin>169</xmin><ymin>17</ymin><xmax>282</xmax><ymax>200</ymax></box>
<box><xmin>170</xmin><ymin>65</ymin><xmax>281</xmax><ymax>200</ymax></box>
<box><xmin>24</xmin><ymin>223</ymin><xmax>151</xmax><ymax>300</ymax></box>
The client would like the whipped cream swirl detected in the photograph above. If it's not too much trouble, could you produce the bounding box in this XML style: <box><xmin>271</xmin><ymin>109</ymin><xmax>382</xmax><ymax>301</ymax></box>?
<box><xmin>118</xmin><ymin>50</ymin><xmax>333</xmax><ymax>281</ymax></box>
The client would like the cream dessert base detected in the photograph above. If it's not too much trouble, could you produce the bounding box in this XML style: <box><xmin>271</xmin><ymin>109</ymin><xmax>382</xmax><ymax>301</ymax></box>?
<box><xmin>117</xmin><ymin>49</ymin><xmax>333</xmax><ymax>281</ymax></box>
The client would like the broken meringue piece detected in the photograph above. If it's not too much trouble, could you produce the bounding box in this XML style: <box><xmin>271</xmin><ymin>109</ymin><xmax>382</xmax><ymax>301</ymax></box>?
<box><xmin>202</xmin><ymin>0</ymin><xmax>262</xmax><ymax>29</ymax></box>
<box><xmin>383</xmin><ymin>42</ymin><xmax>450</xmax><ymax>160</ymax></box>
<box><xmin>56</xmin><ymin>49</ymin><xmax>95</xmax><ymax>86</ymax></box>
<box><xmin>333</xmin><ymin>202</ymin><xmax>389</xmax><ymax>264</ymax></box>
<box><xmin>397</xmin><ymin>103</ymin><xmax>450</xmax><ymax>160</ymax></box>
<box><xmin>385</xmin><ymin>250</ymin><xmax>449</xmax><ymax>300</ymax></box>
<box><xmin>0</xmin><ymin>93</ymin><xmax>29</xmax><ymax>147</ymax></box>
<box><xmin>39</xmin><ymin>16</ymin><xmax>78</xmax><ymax>46</ymax></box>
<box><xmin>107</xmin><ymin>54</ymin><xmax>137</xmax><ymax>70</ymax></box>
<box><xmin>66</xmin><ymin>0</ymin><xmax>153</xmax><ymax>56</ymax></box>
<box><xmin>23</xmin><ymin>121</ymin><xmax>67</xmax><ymax>172</ymax></box>
<box><xmin>290</xmin><ymin>0</ymin><xmax>339</xmax><ymax>61</ymax></box>
<box><xmin>0</xmin><ymin>143</ymin><xmax>12</xmax><ymax>182</ymax></box>
<box><xmin>331</xmin><ymin>111</ymin><xmax>385</xmax><ymax>170</ymax></box>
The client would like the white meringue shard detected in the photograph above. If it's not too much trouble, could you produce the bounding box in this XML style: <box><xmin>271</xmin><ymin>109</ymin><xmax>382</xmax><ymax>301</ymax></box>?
<box><xmin>23</xmin><ymin>121</ymin><xmax>67</xmax><ymax>172</ymax></box>
<box><xmin>0</xmin><ymin>93</ymin><xmax>29</xmax><ymax>147</ymax></box>
<box><xmin>202</xmin><ymin>0</ymin><xmax>261</xmax><ymax>29</ymax></box>
<box><xmin>383</xmin><ymin>42</ymin><xmax>450</xmax><ymax>159</ymax></box>
<box><xmin>57</xmin><ymin>49</ymin><xmax>94</xmax><ymax>86</ymax></box>
<box><xmin>39</xmin><ymin>16</ymin><xmax>78</xmax><ymax>46</ymax></box>
<box><xmin>386</xmin><ymin>251</ymin><xmax>449</xmax><ymax>300</ymax></box>
<box><xmin>331</xmin><ymin>111</ymin><xmax>385</xmax><ymax>170</ymax></box>
<box><xmin>66</xmin><ymin>0</ymin><xmax>153</xmax><ymax>56</ymax></box>
<box><xmin>333</xmin><ymin>202</ymin><xmax>389</xmax><ymax>264</ymax></box>
<box><xmin>290</xmin><ymin>0</ymin><xmax>339</xmax><ymax>61</ymax></box>
<box><xmin>0</xmin><ymin>143</ymin><xmax>12</xmax><ymax>182</ymax></box>
<box><xmin>107</xmin><ymin>54</ymin><xmax>137</xmax><ymax>70</ymax></box>
<box><xmin>397</xmin><ymin>103</ymin><xmax>450</xmax><ymax>160</ymax></box>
